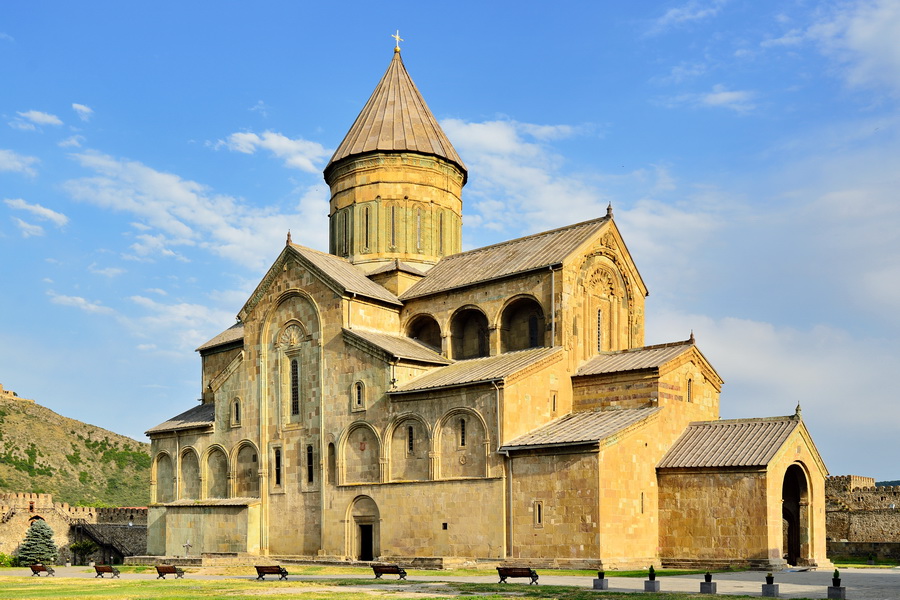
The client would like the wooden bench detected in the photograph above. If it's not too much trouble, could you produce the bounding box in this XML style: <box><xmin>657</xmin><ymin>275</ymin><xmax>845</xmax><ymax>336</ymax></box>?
<box><xmin>94</xmin><ymin>564</ymin><xmax>120</xmax><ymax>578</ymax></box>
<box><xmin>29</xmin><ymin>564</ymin><xmax>55</xmax><ymax>577</ymax></box>
<box><xmin>497</xmin><ymin>566</ymin><xmax>539</xmax><ymax>584</ymax></box>
<box><xmin>255</xmin><ymin>565</ymin><xmax>289</xmax><ymax>580</ymax></box>
<box><xmin>372</xmin><ymin>564</ymin><xmax>407</xmax><ymax>580</ymax></box>
<box><xmin>156</xmin><ymin>564</ymin><xmax>185</xmax><ymax>579</ymax></box>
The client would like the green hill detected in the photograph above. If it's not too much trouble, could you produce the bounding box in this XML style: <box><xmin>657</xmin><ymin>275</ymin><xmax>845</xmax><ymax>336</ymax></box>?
<box><xmin>0</xmin><ymin>393</ymin><xmax>150</xmax><ymax>506</ymax></box>
<box><xmin>877</xmin><ymin>480</ymin><xmax>900</xmax><ymax>487</ymax></box>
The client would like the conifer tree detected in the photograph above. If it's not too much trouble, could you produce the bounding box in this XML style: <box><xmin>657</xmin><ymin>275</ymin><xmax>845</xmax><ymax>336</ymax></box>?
<box><xmin>17</xmin><ymin>519</ymin><xmax>58</xmax><ymax>565</ymax></box>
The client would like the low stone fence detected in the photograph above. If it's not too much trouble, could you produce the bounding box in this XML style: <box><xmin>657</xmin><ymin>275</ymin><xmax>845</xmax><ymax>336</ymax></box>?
<box><xmin>828</xmin><ymin>541</ymin><xmax>900</xmax><ymax>560</ymax></box>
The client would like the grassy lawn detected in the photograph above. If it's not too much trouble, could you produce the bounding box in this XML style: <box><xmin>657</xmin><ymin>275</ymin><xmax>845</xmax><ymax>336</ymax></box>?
<box><xmin>0</xmin><ymin>575</ymin><xmax>773</xmax><ymax>600</ymax></box>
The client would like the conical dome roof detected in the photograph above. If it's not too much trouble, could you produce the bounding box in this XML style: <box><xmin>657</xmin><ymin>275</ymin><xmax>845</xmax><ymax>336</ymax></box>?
<box><xmin>324</xmin><ymin>50</ymin><xmax>466</xmax><ymax>181</ymax></box>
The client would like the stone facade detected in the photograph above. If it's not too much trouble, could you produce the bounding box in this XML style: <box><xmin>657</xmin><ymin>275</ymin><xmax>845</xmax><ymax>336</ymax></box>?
<box><xmin>826</xmin><ymin>475</ymin><xmax>900</xmax><ymax>542</ymax></box>
<box><xmin>0</xmin><ymin>492</ymin><xmax>147</xmax><ymax>563</ymax></box>
<box><xmin>146</xmin><ymin>49</ymin><xmax>831</xmax><ymax>569</ymax></box>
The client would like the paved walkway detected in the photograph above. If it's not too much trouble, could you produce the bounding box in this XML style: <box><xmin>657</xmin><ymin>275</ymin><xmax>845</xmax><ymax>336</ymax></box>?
<box><xmin>13</xmin><ymin>566</ymin><xmax>900</xmax><ymax>599</ymax></box>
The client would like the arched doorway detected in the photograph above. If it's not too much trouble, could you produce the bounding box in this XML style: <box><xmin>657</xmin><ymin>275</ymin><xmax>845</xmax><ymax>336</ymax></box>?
<box><xmin>450</xmin><ymin>308</ymin><xmax>489</xmax><ymax>359</ymax></box>
<box><xmin>500</xmin><ymin>297</ymin><xmax>545</xmax><ymax>352</ymax></box>
<box><xmin>782</xmin><ymin>463</ymin><xmax>809</xmax><ymax>565</ymax></box>
<box><xmin>347</xmin><ymin>496</ymin><xmax>380</xmax><ymax>561</ymax></box>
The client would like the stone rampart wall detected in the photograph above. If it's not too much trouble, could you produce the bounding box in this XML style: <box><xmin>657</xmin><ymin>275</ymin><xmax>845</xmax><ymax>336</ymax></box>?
<box><xmin>827</xmin><ymin>540</ymin><xmax>900</xmax><ymax>559</ymax></box>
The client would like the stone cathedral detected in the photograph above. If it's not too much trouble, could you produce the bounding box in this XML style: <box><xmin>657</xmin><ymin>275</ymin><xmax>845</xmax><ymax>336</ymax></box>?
<box><xmin>147</xmin><ymin>47</ymin><xmax>831</xmax><ymax>569</ymax></box>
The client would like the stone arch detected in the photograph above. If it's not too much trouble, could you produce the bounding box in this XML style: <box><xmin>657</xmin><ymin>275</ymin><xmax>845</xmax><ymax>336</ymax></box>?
<box><xmin>232</xmin><ymin>440</ymin><xmax>260</xmax><ymax>498</ymax></box>
<box><xmin>576</xmin><ymin>252</ymin><xmax>635</xmax><ymax>354</ymax></box>
<box><xmin>449</xmin><ymin>306</ymin><xmax>489</xmax><ymax>359</ymax></box>
<box><xmin>153</xmin><ymin>452</ymin><xmax>175</xmax><ymax>503</ymax></box>
<box><xmin>782</xmin><ymin>462</ymin><xmax>811</xmax><ymax>565</ymax></box>
<box><xmin>436</xmin><ymin>408</ymin><xmax>489</xmax><ymax>479</ymax></box>
<box><xmin>204</xmin><ymin>445</ymin><xmax>229</xmax><ymax>499</ymax></box>
<box><xmin>386</xmin><ymin>413</ymin><xmax>432</xmax><ymax>481</ymax></box>
<box><xmin>405</xmin><ymin>313</ymin><xmax>442</xmax><ymax>352</ymax></box>
<box><xmin>341</xmin><ymin>422</ymin><xmax>382</xmax><ymax>484</ymax></box>
<box><xmin>499</xmin><ymin>295</ymin><xmax>546</xmax><ymax>352</ymax></box>
<box><xmin>179</xmin><ymin>447</ymin><xmax>201</xmax><ymax>500</ymax></box>
<box><xmin>260</xmin><ymin>291</ymin><xmax>322</xmax><ymax>427</ymax></box>
<box><xmin>346</xmin><ymin>495</ymin><xmax>380</xmax><ymax>561</ymax></box>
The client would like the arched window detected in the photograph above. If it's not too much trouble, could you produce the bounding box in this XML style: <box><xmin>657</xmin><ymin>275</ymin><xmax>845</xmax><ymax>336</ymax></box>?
<box><xmin>416</xmin><ymin>208</ymin><xmax>422</xmax><ymax>250</ymax></box>
<box><xmin>274</xmin><ymin>448</ymin><xmax>282</xmax><ymax>486</ymax></box>
<box><xmin>306</xmin><ymin>445</ymin><xmax>314</xmax><ymax>484</ymax></box>
<box><xmin>290</xmin><ymin>358</ymin><xmax>300</xmax><ymax>415</ymax></box>
<box><xmin>390</xmin><ymin>205</ymin><xmax>396</xmax><ymax>247</ymax></box>
<box><xmin>342</xmin><ymin>210</ymin><xmax>349</xmax><ymax>256</ymax></box>
<box><xmin>687</xmin><ymin>378</ymin><xmax>693</xmax><ymax>403</ymax></box>
<box><xmin>459</xmin><ymin>418</ymin><xmax>467</xmax><ymax>448</ymax></box>
<box><xmin>327</xmin><ymin>443</ymin><xmax>336</xmax><ymax>484</ymax></box>
<box><xmin>439</xmin><ymin>212</ymin><xmax>444</xmax><ymax>254</ymax></box>
<box><xmin>597</xmin><ymin>309</ymin><xmax>603</xmax><ymax>353</ymax></box>
<box><xmin>353</xmin><ymin>381</ymin><xmax>365</xmax><ymax>410</ymax></box>
<box><xmin>232</xmin><ymin>398</ymin><xmax>241</xmax><ymax>426</ymax></box>
<box><xmin>364</xmin><ymin>206</ymin><xmax>370</xmax><ymax>250</ymax></box>
<box><xmin>407</xmin><ymin>425</ymin><xmax>414</xmax><ymax>454</ymax></box>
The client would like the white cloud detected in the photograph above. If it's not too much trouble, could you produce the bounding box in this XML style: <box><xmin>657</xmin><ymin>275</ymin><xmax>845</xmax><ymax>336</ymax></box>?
<box><xmin>249</xmin><ymin>100</ymin><xmax>269</xmax><ymax>118</ymax></box>
<box><xmin>0</xmin><ymin>33</ymin><xmax>13</xmax><ymax>42</ymax></box>
<box><xmin>808</xmin><ymin>0</ymin><xmax>900</xmax><ymax>97</ymax></box>
<box><xmin>88</xmin><ymin>263</ymin><xmax>125</xmax><ymax>277</ymax></box>
<box><xmin>663</xmin><ymin>84</ymin><xmax>756</xmax><ymax>113</ymax></box>
<box><xmin>12</xmin><ymin>217</ymin><xmax>44</xmax><ymax>237</ymax></box>
<box><xmin>127</xmin><ymin>295</ymin><xmax>234</xmax><ymax>352</ymax></box>
<box><xmin>4</xmin><ymin>198</ymin><xmax>69</xmax><ymax>227</ymax></box>
<box><xmin>16</xmin><ymin>110</ymin><xmax>63</xmax><ymax>126</ymax></box>
<box><xmin>646</xmin><ymin>307</ymin><xmax>900</xmax><ymax>476</ymax></box>
<box><xmin>218</xmin><ymin>131</ymin><xmax>330</xmax><ymax>173</ymax></box>
<box><xmin>0</xmin><ymin>149</ymin><xmax>39</xmax><ymax>176</ymax></box>
<box><xmin>8</xmin><ymin>120</ymin><xmax>36</xmax><ymax>131</ymax></box>
<box><xmin>47</xmin><ymin>291</ymin><xmax>115</xmax><ymax>314</ymax></box>
<box><xmin>64</xmin><ymin>151</ymin><xmax>329</xmax><ymax>268</ymax></box>
<box><xmin>72</xmin><ymin>103</ymin><xmax>94</xmax><ymax>121</ymax></box>
<box><xmin>59</xmin><ymin>135</ymin><xmax>85</xmax><ymax>148</ymax></box>
<box><xmin>647</xmin><ymin>0</ymin><xmax>729</xmax><ymax>35</ymax></box>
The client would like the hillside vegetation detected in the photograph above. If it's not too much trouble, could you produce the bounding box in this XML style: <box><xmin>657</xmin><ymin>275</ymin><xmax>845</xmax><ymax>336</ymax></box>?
<box><xmin>0</xmin><ymin>395</ymin><xmax>150</xmax><ymax>506</ymax></box>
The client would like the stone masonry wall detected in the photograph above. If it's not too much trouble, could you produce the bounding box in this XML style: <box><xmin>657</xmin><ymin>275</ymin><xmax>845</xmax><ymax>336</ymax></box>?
<box><xmin>826</xmin><ymin>475</ymin><xmax>900</xmax><ymax>542</ymax></box>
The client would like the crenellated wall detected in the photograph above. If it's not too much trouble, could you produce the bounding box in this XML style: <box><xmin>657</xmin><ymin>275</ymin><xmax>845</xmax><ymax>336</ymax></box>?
<box><xmin>826</xmin><ymin>475</ymin><xmax>900</xmax><ymax>543</ymax></box>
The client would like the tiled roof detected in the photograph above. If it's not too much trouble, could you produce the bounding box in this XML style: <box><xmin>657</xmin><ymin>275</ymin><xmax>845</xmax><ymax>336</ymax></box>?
<box><xmin>401</xmin><ymin>217</ymin><xmax>609</xmax><ymax>299</ymax></box>
<box><xmin>196</xmin><ymin>322</ymin><xmax>244</xmax><ymax>352</ymax></box>
<box><xmin>391</xmin><ymin>347</ymin><xmax>561</xmax><ymax>394</ymax></box>
<box><xmin>501</xmin><ymin>407</ymin><xmax>661</xmax><ymax>450</ymax></box>
<box><xmin>344</xmin><ymin>328</ymin><xmax>451</xmax><ymax>365</ymax></box>
<box><xmin>146</xmin><ymin>403</ymin><xmax>216</xmax><ymax>435</ymax></box>
<box><xmin>657</xmin><ymin>416</ymin><xmax>800</xmax><ymax>469</ymax></box>
<box><xmin>290</xmin><ymin>244</ymin><xmax>402</xmax><ymax>306</ymax></box>
<box><xmin>576</xmin><ymin>340</ymin><xmax>694</xmax><ymax>376</ymax></box>
<box><xmin>325</xmin><ymin>51</ymin><xmax>465</xmax><ymax>177</ymax></box>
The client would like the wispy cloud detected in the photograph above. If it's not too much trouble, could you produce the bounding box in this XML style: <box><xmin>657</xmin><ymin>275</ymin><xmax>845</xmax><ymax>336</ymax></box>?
<box><xmin>0</xmin><ymin>33</ymin><xmax>13</xmax><ymax>43</ymax></box>
<box><xmin>47</xmin><ymin>291</ymin><xmax>115</xmax><ymax>314</ymax></box>
<box><xmin>63</xmin><ymin>151</ymin><xmax>329</xmax><ymax>268</ymax></box>
<box><xmin>0</xmin><ymin>149</ymin><xmax>39</xmax><ymax>176</ymax></box>
<box><xmin>127</xmin><ymin>295</ymin><xmax>235</xmax><ymax>351</ymax></box>
<box><xmin>249</xmin><ymin>100</ymin><xmax>269</xmax><ymax>118</ymax></box>
<box><xmin>4</xmin><ymin>198</ymin><xmax>69</xmax><ymax>227</ymax></box>
<box><xmin>647</xmin><ymin>0</ymin><xmax>729</xmax><ymax>35</ymax></box>
<box><xmin>72</xmin><ymin>103</ymin><xmax>94</xmax><ymax>121</ymax></box>
<box><xmin>808</xmin><ymin>0</ymin><xmax>900</xmax><ymax>98</ymax></box>
<box><xmin>12</xmin><ymin>217</ymin><xmax>45</xmax><ymax>237</ymax></box>
<box><xmin>58</xmin><ymin>135</ymin><xmax>86</xmax><ymax>148</ymax></box>
<box><xmin>88</xmin><ymin>263</ymin><xmax>126</xmax><ymax>277</ymax></box>
<box><xmin>16</xmin><ymin>110</ymin><xmax>63</xmax><ymax>126</ymax></box>
<box><xmin>217</xmin><ymin>130</ymin><xmax>330</xmax><ymax>173</ymax></box>
<box><xmin>663</xmin><ymin>84</ymin><xmax>756</xmax><ymax>113</ymax></box>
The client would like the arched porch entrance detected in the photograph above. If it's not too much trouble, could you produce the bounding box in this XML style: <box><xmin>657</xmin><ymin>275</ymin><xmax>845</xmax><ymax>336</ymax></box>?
<box><xmin>782</xmin><ymin>463</ymin><xmax>810</xmax><ymax>565</ymax></box>
<box><xmin>347</xmin><ymin>496</ymin><xmax>380</xmax><ymax>561</ymax></box>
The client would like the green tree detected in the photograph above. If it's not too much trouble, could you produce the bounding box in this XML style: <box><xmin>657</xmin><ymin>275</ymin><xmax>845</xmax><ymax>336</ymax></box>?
<box><xmin>69</xmin><ymin>539</ymin><xmax>98</xmax><ymax>566</ymax></box>
<box><xmin>17</xmin><ymin>519</ymin><xmax>58</xmax><ymax>565</ymax></box>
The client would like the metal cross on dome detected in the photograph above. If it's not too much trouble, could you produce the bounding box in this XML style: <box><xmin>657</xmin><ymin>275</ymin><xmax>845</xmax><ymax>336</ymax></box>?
<box><xmin>392</xmin><ymin>30</ymin><xmax>404</xmax><ymax>51</ymax></box>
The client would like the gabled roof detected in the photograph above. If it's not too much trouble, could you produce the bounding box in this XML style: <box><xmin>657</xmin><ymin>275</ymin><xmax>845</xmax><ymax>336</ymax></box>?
<box><xmin>325</xmin><ymin>50</ymin><xmax>466</xmax><ymax>180</ymax></box>
<box><xmin>146</xmin><ymin>403</ymin><xmax>215</xmax><ymax>436</ymax></box>
<box><xmin>289</xmin><ymin>244</ymin><xmax>403</xmax><ymax>306</ymax></box>
<box><xmin>391</xmin><ymin>347</ymin><xmax>561</xmax><ymax>394</ymax></box>
<box><xmin>343</xmin><ymin>328</ymin><xmax>451</xmax><ymax>365</ymax></box>
<box><xmin>401</xmin><ymin>217</ymin><xmax>610</xmax><ymax>300</ymax></box>
<box><xmin>366</xmin><ymin>259</ymin><xmax>427</xmax><ymax>277</ymax></box>
<box><xmin>501</xmin><ymin>407</ymin><xmax>661</xmax><ymax>451</ymax></box>
<box><xmin>196</xmin><ymin>322</ymin><xmax>244</xmax><ymax>353</ymax></box>
<box><xmin>658</xmin><ymin>416</ymin><xmax>801</xmax><ymax>469</ymax></box>
<box><xmin>576</xmin><ymin>339</ymin><xmax>695</xmax><ymax>377</ymax></box>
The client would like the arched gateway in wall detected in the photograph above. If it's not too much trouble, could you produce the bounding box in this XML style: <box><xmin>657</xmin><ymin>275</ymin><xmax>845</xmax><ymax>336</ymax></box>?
<box><xmin>782</xmin><ymin>463</ymin><xmax>810</xmax><ymax>565</ymax></box>
<box><xmin>347</xmin><ymin>496</ymin><xmax>380</xmax><ymax>561</ymax></box>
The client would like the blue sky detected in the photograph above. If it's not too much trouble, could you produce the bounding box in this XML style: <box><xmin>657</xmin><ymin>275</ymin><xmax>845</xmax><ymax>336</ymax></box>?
<box><xmin>2</xmin><ymin>1</ymin><xmax>899</xmax><ymax>480</ymax></box>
